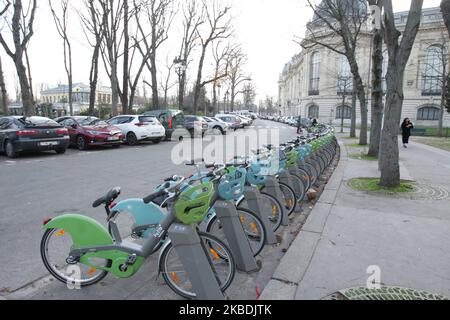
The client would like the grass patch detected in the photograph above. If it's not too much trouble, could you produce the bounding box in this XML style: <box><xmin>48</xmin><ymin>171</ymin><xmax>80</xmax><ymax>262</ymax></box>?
<box><xmin>413</xmin><ymin>137</ymin><xmax>450</xmax><ymax>152</ymax></box>
<box><xmin>347</xmin><ymin>143</ymin><xmax>368</xmax><ymax>148</ymax></box>
<box><xmin>349</xmin><ymin>153</ymin><xmax>378</xmax><ymax>161</ymax></box>
<box><xmin>348</xmin><ymin>178</ymin><xmax>415</xmax><ymax>194</ymax></box>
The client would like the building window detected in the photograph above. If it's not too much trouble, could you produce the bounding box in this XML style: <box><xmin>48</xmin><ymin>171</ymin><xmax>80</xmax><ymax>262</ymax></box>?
<box><xmin>337</xmin><ymin>55</ymin><xmax>353</xmax><ymax>95</ymax></box>
<box><xmin>417</xmin><ymin>106</ymin><xmax>440</xmax><ymax>121</ymax></box>
<box><xmin>422</xmin><ymin>45</ymin><xmax>444</xmax><ymax>96</ymax></box>
<box><xmin>336</xmin><ymin>105</ymin><xmax>352</xmax><ymax>119</ymax></box>
<box><xmin>308</xmin><ymin>105</ymin><xmax>319</xmax><ymax>119</ymax></box>
<box><xmin>309</xmin><ymin>51</ymin><xmax>320</xmax><ymax>96</ymax></box>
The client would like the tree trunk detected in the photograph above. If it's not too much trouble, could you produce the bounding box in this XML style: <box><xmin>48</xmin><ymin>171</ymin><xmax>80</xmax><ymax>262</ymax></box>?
<box><xmin>441</xmin><ymin>0</ymin><xmax>450</xmax><ymax>37</ymax></box>
<box><xmin>0</xmin><ymin>57</ymin><xmax>8</xmax><ymax>115</ymax></box>
<box><xmin>351</xmin><ymin>86</ymin><xmax>357</xmax><ymax>138</ymax></box>
<box><xmin>150</xmin><ymin>55</ymin><xmax>159</xmax><ymax>110</ymax></box>
<box><xmin>379</xmin><ymin>72</ymin><xmax>403</xmax><ymax>187</ymax></box>
<box><xmin>341</xmin><ymin>95</ymin><xmax>345</xmax><ymax>133</ymax></box>
<box><xmin>193</xmin><ymin>47</ymin><xmax>207</xmax><ymax>115</ymax></box>
<box><xmin>89</xmin><ymin>45</ymin><xmax>100</xmax><ymax>116</ymax></box>
<box><xmin>379</xmin><ymin>0</ymin><xmax>423</xmax><ymax>188</ymax></box>
<box><xmin>178</xmin><ymin>72</ymin><xmax>185</xmax><ymax>110</ymax></box>
<box><xmin>368</xmin><ymin>27</ymin><xmax>384</xmax><ymax>157</ymax></box>
<box><xmin>122</xmin><ymin>0</ymin><xmax>129</xmax><ymax>114</ymax></box>
<box><xmin>352</xmin><ymin>71</ymin><xmax>368</xmax><ymax>145</ymax></box>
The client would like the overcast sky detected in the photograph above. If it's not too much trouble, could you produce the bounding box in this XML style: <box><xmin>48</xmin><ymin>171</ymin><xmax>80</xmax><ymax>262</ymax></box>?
<box><xmin>0</xmin><ymin>0</ymin><xmax>443</xmax><ymax>103</ymax></box>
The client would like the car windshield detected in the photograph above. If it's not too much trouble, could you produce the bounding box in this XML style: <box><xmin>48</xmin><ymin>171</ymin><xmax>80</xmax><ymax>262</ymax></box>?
<box><xmin>77</xmin><ymin>117</ymin><xmax>106</xmax><ymax>126</ymax></box>
<box><xmin>19</xmin><ymin>117</ymin><xmax>60</xmax><ymax>127</ymax></box>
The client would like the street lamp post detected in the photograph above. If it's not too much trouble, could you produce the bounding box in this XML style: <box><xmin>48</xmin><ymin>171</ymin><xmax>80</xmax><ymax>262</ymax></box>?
<box><xmin>174</xmin><ymin>57</ymin><xmax>187</xmax><ymax>110</ymax></box>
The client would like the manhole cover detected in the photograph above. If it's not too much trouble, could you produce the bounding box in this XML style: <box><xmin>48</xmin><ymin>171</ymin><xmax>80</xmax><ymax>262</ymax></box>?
<box><xmin>323</xmin><ymin>287</ymin><xmax>448</xmax><ymax>300</ymax></box>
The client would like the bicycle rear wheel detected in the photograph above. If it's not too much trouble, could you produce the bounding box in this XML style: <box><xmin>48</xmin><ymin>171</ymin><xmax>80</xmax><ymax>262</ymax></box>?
<box><xmin>160</xmin><ymin>232</ymin><xmax>236</xmax><ymax>300</ymax></box>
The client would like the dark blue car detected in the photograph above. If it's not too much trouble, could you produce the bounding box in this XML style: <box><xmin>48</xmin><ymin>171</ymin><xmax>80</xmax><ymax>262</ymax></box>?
<box><xmin>0</xmin><ymin>116</ymin><xmax>70</xmax><ymax>158</ymax></box>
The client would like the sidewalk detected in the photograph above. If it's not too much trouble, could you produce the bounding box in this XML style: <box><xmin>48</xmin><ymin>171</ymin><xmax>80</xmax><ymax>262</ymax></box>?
<box><xmin>261</xmin><ymin>135</ymin><xmax>450</xmax><ymax>300</ymax></box>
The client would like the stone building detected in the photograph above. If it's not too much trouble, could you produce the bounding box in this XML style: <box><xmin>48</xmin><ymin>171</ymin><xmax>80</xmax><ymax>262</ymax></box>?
<box><xmin>40</xmin><ymin>83</ymin><xmax>112</xmax><ymax>115</ymax></box>
<box><xmin>278</xmin><ymin>6</ymin><xmax>450</xmax><ymax>128</ymax></box>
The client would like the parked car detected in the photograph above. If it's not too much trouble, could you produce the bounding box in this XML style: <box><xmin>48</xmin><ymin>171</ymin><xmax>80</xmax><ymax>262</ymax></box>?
<box><xmin>55</xmin><ymin>116</ymin><xmax>124</xmax><ymax>150</ymax></box>
<box><xmin>203</xmin><ymin>116</ymin><xmax>229</xmax><ymax>135</ymax></box>
<box><xmin>0</xmin><ymin>116</ymin><xmax>70</xmax><ymax>158</ymax></box>
<box><xmin>215</xmin><ymin>114</ymin><xmax>243</xmax><ymax>130</ymax></box>
<box><xmin>107</xmin><ymin>115</ymin><xmax>165</xmax><ymax>145</ymax></box>
<box><xmin>143</xmin><ymin>110</ymin><xmax>186</xmax><ymax>141</ymax></box>
<box><xmin>185</xmin><ymin>115</ymin><xmax>208</xmax><ymax>138</ymax></box>
<box><xmin>237</xmin><ymin>115</ymin><xmax>253</xmax><ymax>127</ymax></box>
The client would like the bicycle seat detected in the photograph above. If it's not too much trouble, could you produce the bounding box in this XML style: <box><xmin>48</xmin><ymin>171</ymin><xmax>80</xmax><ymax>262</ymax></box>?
<box><xmin>93</xmin><ymin>187</ymin><xmax>121</xmax><ymax>208</ymax></box>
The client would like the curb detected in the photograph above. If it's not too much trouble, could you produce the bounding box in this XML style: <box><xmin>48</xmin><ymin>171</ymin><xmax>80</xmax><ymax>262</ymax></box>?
<box><xmin>260</xmin><ymin>140</ymin><xmax>348</xmax><ymax>301</ymax></box>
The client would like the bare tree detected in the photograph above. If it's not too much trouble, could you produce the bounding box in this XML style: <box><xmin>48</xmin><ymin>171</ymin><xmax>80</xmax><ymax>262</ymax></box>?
<box><xmin>367</xmin><ymin>0</ymin><xmax>384</xmax><ymax>157</ymax></box>
<box><xmin>227</xmin><ymin>46</ymin><xmax>250</xmax><ymax>112</ymax></box>
<box><xmin>0</xmin><ymin>56</ymin><xmax>8</xmax><ymax>114</ymax></box>
<box><xmin>441</xmin><ymin>0</ymin><xmax>450</xmax><ymax>37</ymax></box>
<box><xmin>49</xmin><ymin>0</ymin><xmax>73</xmax><ymax>116</ymax></box>
<box><xmin>81</xmin><ymin>1</ymin><xmax>101</xmax><ymax>115</ymax></box>
<box><xmin>0</xmin><ymin>0</ymin><xmax>37</xmax><ymax>116</ymax></box>
<box><xmin>379</xmin><ymin>0</ymin><xmax>424</xmax><ymax>188</ymax></box>
<box><xmin>211</xmin><ymin>41</ymin><xmax>232</xmax><ymax>114</ymax></box>
<box><xmin>242</xmin><ymin>81</ymin><xmax>256</xmax><ymax>110</ymax></box>
<box><xmin>300</xmin><ymin>0</ymin><xmax>370</xmax><ymax>145</ymax></box>
<box><xmin>135</xmin><ymin>0</ymin><xmax>174</xmax><ymax>111</ymax></box>
<box><xmin>79</xmin><ymin>0</ymin><xmax>105</xmax><ymax>116</ymax></box>
<box><xmin>159</xmin><ymin>57</ymin><xmax>176</xmax><ymax>108</ymax></box>
<box><xmin>176</xmin><ymin>0</ymin><xmax>204</xmax><ymax>110</ymax></box>
<box><xmin>98</xmin><ymin>0</ymin><xmax>124</xmax><ymax>117</ymax></box>
<box><xmin>192</xmin><ymin>0</ymin><xmax>232</xmax><ymax>115</ymax></box>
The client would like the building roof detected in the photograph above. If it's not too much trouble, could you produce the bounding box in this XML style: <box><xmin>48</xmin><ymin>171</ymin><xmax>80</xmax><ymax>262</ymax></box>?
<box><xmin>41</xmin><ymin>83</ymin><xmax>112</xmax><ymax>95</ymax></box>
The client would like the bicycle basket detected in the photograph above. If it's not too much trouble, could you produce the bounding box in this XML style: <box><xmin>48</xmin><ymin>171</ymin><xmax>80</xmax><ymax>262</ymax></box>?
<box><xmin>218</xmin><ymin>167</ymin><xmax>247</xmax><ymax>201</ymax></box>
<box><xmin>246</xmin><ymin>163</ymin><xmax>267</xmax><ymax>186</ymax></box>
<box><xmin>174</xmin><ymin>182</ymin><xmax>214</xmax><ymax>225</ymax></box>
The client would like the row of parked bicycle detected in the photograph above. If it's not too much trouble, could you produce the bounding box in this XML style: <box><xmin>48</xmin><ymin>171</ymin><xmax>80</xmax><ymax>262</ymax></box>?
<box><xmin>40</xmin><ymin>124</ymin><xmax>338</xmax><ymax>299</ymax></box>
<box><xmin>0</xmin><ymin>110</ymin><xmax>257</xmax><ymax>158</ymax></box>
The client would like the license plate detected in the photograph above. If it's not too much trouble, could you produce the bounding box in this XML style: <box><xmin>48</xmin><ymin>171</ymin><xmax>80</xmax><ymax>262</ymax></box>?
<box><xmin>40</xmin><ymin>141</ymin><xmax>59</xmax><ymax>146</ymax></box>
<box><xmin>107</xmin><ymin>137</ymin><xmax>120</xmax><ymax>141</ymax></box>
<box><xmin>152</xmin><ymin>132</ymin><xmax>161</xmax><ymax>135</ymax></box>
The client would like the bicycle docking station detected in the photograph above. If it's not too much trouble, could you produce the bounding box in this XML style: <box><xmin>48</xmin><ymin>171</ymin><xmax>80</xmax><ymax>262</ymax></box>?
<box><xmin>213</xmin><ymin>200</ymin><xmax>260</xmax><ymax>273</ymax></box>
<box><xmin>264</xmin><ymin>177</ymin><xmax>289</xmax><ymax>226</ymax></box>
<box><xmin>279</xmin><ymin>170</ymin><xmax>303</xmax><ymax>213</ymax></box>
<box><xmin>243</xmin><ymin>186</ymin><xmax>278</xmax><ymax>245</ymax></box>
<box><xmin>168</xmin><ymin>223</ymin><xmax>226</xmax><ymax>300</ymax></box>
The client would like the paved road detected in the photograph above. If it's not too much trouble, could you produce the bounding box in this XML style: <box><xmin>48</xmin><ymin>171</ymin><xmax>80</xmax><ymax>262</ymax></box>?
<box><xmin>0</xmin><ymin>120</ymin><xmax>298</xmax><ymax>295</ymax></box>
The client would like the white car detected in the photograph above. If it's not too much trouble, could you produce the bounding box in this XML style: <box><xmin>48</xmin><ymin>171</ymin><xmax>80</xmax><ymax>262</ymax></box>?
<box><xmin>203</xmin><ymin>117</ymin><xmax>230</xmax><ymax>135</ymax></box>
<box><xmin>237</xmin><ymin>115</ymin><xmax>252</xmax><ymax>127</ymax></box>
<box><xmin>108</xmin><ymin>115</ymin><xmax>166</xmax><ymax>145</ymax></box>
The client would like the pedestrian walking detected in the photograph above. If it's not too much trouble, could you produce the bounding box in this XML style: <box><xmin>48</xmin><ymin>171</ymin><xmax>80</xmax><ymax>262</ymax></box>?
<box><xmin>296</xmin><ymin>116</ymin><xmax>302</xmax><ymax>134</ymax></box>
<box><xmin>401</xmin><ymin>118</ymin><xmax>414</xmax><ymax>148</ymax></box>
<box><xmin>312</xmin><ymin>119</ymin><xmax>318</xmax><ymax>127</ymax></box>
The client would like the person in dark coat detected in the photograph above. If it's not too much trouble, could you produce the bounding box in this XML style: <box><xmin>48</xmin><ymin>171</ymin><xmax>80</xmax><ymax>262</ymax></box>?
<box><xmin>312</xmin><ymin>119</ymin><xmax>318</xmax><ymax>127</ymax></box>
<box><xmin>296</xmin><ymin>116</ymin><xmax>302</xmax><ymax>134</ymax></box>
<box><xmin>401</xmin><ymin>118</ymin><xmax>414</xmax><ymax>148</ymax></box>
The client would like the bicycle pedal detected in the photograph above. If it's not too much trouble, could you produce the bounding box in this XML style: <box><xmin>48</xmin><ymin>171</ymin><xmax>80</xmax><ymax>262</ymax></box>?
<box><xmin>126</xmin><ymin>254</ymin><xmax>137</xmax><ymax>266</ymax></box>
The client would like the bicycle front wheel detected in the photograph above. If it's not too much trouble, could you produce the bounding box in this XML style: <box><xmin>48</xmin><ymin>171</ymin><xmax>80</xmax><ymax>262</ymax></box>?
<box><xmin>159</xmin><ymin>232</ymin><xmax>236</xmax><ymax>300</ymax></box>
<box><xmin>206</xmin><ymin>208</ymin><xmax>266</xmax><ymax>257</ymax></box>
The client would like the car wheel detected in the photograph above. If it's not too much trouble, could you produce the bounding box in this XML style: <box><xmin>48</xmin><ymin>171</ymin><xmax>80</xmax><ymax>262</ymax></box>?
<box><xmin>77</xmin><ymin>136</ymin><xmax>87</xmax><ymax>151</ymax></box>
<box><xmin>55</xmin><ymin>148</ymin><xmax>67</xmax><ymax>155</ymax></box>
<box><xmin>5</xmin><ymin>141</ymin><xmax>18</xmax><ymax>158</ymax></box>
<box><xmin>213</xmin><ymin>126</ymin><xmax>224</xmax><ymax>135</ymax></box>
<box><xmin>127</xmin><ymin>132</ymin><xmax>138</xmax><ymax>146</ymax></box>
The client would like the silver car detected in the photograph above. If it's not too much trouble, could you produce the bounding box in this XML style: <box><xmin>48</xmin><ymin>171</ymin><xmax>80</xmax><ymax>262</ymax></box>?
<box><xmin>203</xmin><ymin>117</ymin><xmax>229</xmax><ymax>135</ymax></box>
